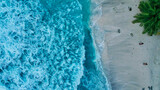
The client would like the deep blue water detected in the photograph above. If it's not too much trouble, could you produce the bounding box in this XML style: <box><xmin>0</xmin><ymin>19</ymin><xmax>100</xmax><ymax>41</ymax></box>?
<box><xmin>0</xmin><ymin>0</ymin><xmax>110</xmax><ymax>90</ymax></box>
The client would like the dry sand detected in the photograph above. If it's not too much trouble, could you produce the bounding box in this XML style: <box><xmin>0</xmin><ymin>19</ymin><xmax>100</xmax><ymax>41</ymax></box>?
<box><xmin>91</xmin><ymin>0</ymin><xmax>160</xmax><ymax>90</ymax></box>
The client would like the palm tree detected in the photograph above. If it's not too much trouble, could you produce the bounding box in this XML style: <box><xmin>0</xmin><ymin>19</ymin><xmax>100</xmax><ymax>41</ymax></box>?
<box><xmin>132</xmin><ymin>0</ymin><xmax>160</xmax><ymax>36</ymax></box>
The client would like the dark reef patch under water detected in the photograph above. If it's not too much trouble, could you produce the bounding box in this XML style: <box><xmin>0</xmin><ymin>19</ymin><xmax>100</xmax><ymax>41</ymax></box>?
<box><xmin>0</xmin><ymin>0</ymin><xmax>109</xmax><ymax>90</ymax></box>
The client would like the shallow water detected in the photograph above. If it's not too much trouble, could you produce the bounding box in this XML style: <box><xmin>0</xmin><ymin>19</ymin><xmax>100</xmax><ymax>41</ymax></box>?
<box><xmin>0</xmin><ymin>0</ymin><xmax>110</xmax><ymax>89</ymax></box>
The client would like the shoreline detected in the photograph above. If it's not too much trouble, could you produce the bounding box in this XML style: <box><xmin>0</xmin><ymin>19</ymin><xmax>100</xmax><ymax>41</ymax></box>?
<box><xmin>90</xmin><ymin>0</ymin><xmax>112</xmax><ymax>89</ymax></box>
<box><xmin>92</xmin><ymin>0</ymin><xmax>160</xmax><ymax>90</ymax></box>
<box><xmin>78</xmin><ymin>0</ymin><xmax>111</xmax><ymax>89</ymax></box>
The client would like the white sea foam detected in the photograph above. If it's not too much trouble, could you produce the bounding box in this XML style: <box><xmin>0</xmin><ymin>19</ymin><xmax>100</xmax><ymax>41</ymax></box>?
<box><xmin>0</xmin><ymin>0</ymin><xmax>85</xmax><ymax>89</ymax></box>
<box><xmin>90</xmin><ymin>0</ymin><xmax>112</xmax><ymax>90</ymax></box>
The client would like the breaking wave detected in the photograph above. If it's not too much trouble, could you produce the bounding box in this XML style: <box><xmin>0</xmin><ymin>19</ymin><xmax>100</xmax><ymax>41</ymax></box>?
<box><xmin>0</xmin><ymin>0</ymin><xmax>110</xmax><ymax>90</ymax></box>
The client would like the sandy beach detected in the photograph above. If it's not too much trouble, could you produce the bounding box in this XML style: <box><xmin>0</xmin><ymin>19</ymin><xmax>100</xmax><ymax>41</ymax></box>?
<box><xmin>91</xmin><ymin>0</ymin><xmax>160</xmax><ymax>90</ymax></box>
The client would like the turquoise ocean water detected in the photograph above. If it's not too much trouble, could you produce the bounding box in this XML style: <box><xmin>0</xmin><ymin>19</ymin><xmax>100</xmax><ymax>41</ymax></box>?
<box><xmin>0</xmin><ymin>0</ymin><xmax>110</xmax><ymax>90</ymax></box>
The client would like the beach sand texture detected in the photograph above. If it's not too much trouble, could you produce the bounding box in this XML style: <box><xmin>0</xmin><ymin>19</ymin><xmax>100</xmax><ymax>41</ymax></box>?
<box><xmin>92</xmin><ymin>0</ymin><xmax>160</xmax><ymax>90</ymax></box>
